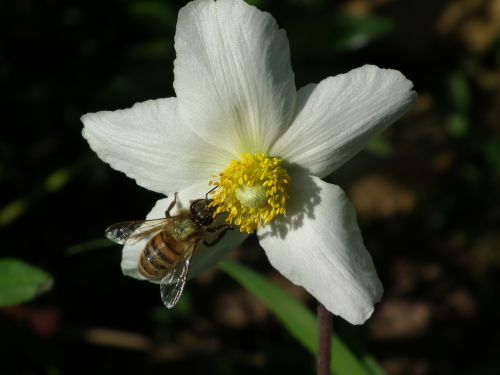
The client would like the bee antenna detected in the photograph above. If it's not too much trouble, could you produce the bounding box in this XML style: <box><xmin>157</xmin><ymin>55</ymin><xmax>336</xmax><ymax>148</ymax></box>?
<box><xmin>206</xmin><ymin>186</ymin><xmax>217</xmax><ymax>200</ymax></box>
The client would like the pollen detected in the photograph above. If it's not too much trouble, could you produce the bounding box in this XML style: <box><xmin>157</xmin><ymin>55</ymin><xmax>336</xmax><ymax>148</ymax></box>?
<box><xmin>209</xmin><ymin>153</ymin><xmax>290</xmax><ymax>233</ymax></box>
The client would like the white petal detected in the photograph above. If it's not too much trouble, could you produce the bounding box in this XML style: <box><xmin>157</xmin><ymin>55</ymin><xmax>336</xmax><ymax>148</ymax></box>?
<box><xmin>257</xmin><ymin>174</ymin><xmax>383</xmax><ymax>325</ymax></box>
<box><xmin>174</xmin><ymin>0</ymin><xmax>296</xmax><ymax>155</ymax></box>
<box><xmin>271</xmin><ymin>65</ymin><xmax>417</xmax><ymax>178</ymax></box>
<box><xmin>82</xmin><ymin>98</ymin><xmax>233</xmax><ymax>195</ymax></box>
<box><xmin>122</xmin><ymin>182</ymin><xmax>247</xmax><ymax>282</ymax></box>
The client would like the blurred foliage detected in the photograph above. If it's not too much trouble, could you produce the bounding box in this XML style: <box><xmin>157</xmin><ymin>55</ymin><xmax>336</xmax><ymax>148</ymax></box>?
<box><xmin>0</xmin><ymin>0</ymin><xmax>499</xmax><ymax>374</ymax></box>
<box><xmin>0</xmin><ymin>259</ymin><xmax>52</xmax><ymax>307</ymax></box>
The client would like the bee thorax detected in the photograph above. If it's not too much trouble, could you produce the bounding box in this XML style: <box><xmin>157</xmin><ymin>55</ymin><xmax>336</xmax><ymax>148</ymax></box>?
<box><xmin>173</xmin><ymin>218</ymin><xmax>199</xmax><ymax>240</ymax></box>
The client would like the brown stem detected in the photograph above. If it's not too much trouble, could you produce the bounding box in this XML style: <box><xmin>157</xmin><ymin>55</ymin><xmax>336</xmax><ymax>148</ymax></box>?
<box><xmin>317</xmin><ymin>303</ymin><xmax>333</xmax><ymax>375</ymax></box>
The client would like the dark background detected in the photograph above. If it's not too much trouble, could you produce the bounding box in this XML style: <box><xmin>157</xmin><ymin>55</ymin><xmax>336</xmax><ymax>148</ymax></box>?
<box><xmin>1</xmin><ymin>0</ymin><xmax>499</xmax><ymax>374</ymax></box>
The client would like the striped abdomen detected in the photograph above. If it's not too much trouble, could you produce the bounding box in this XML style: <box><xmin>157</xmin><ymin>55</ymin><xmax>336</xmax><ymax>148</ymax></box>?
<box><xmin>138</xmin><ymin>231</ymin><xmax>192</xmax><ymax>279</ymax></box>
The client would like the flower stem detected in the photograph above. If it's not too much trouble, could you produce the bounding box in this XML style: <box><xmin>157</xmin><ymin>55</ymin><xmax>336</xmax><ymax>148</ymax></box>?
<box><xmin>317</xmin><ymin>303</ymin><xmax>332</xmax><ymax>375</ymax></box>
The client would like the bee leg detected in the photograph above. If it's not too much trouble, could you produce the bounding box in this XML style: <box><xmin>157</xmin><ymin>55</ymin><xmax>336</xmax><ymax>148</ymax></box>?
<box><xmin>206</xmin><ymin>223</ymin><xmax>232</xmax><ymax>233</ymax></box>
<box><xmin>165</xmin><ymin>192</ymin><xmax>178</xmax><ymax>217</ymax></box>
<box><xmin>204</xmin><ymin>224</ymin><xmax>232</xmax><ymax>247</ymax></box>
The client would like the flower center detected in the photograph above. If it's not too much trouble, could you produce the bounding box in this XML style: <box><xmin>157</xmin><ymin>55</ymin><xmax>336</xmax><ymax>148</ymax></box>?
<box><xmin>209</xmin><ymin>153</ymin><xmax>290</xmax><ymax>233</ymax></box>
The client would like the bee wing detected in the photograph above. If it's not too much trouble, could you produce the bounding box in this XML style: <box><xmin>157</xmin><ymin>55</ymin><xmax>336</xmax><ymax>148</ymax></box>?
<box><xmin>159</xmin><ymin>245</ymin><xmax>195</xmax><ymax>309</ymax></box>
<box><xmin>105</xmin><ymin>219</ymin><xmax>170</xmax><ymax>245</ymax></box>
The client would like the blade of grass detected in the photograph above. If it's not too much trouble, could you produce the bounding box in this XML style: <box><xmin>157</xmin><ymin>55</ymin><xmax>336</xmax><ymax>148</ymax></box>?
<box><xmin>0</xmin><ymin>158</ymin><xmax>90</xmax><ymax>227</ymax></box>
<box><xmin>65</xmin><ymin>238</ymin><xmax>116</xmax><ymax>256</ymax></box>
<box><xmin>218</xmin><ymin>260</ymin><xmax>376</xmax><ymax>375</ymax></box>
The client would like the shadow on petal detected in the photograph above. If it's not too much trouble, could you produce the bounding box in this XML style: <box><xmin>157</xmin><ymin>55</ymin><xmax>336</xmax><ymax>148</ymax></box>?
<box><xmin>259</xmin><ymin>166</ymin><xmax>322</xmax><ymax>240</ymax></box>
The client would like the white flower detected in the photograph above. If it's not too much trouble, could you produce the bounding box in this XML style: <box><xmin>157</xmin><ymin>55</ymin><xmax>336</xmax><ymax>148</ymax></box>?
<box><xmin>81</xmin><ymin>0</ymin><xmax>416</xmax><ymax>325</ymax></box>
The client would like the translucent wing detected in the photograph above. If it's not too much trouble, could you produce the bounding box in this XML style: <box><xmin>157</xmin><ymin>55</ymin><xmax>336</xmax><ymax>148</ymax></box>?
<box><xmin>105</xmin><ymin>219</ymin><xmax>170</xmax><ymax>245</ymax></box>
<box><xmin>159</xmin><ymin>246</ymin><xmax>195</xmax><ymax>309</ymax></box>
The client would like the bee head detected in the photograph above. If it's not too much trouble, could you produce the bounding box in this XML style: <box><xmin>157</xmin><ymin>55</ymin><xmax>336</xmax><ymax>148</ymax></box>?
<box><xmin>189</xmin><ymin>198</ymin><xmax>216</xmax><ymax>226</ymax></box>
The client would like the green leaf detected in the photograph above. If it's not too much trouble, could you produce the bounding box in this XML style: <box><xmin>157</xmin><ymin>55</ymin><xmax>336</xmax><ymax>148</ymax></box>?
<box><xmin>366</xmin><ymin>137</ymin><xmax>394</xmax><ymax>158</ymax></box>
<box><xmin>363</xmin><ymin>355</ymin><xmax>387</xmax><ymax>375</ymax></box>
<box><xmin>287</xmin><ymin>13</ymin><xmax>394</xmax><ymax>59</ymax></box>
<box><xmin>0</xmin><ymin>259</ymin><xmax>53</xmax><ymax>307</ymax></box>
<box><xmin>0</xmin><ymin>199</ymin><xmax>27</xmax><ymax>227</ymax></box>
<box><xmin>189</xmin><ymin>229</ymin><xmax>247</xmax><ymax>279</ymax></box>
<box><xmin>128</xmin><ymin>1</ymin><xmax>175</xmax><ymax>29</ymax></box>
<box><xmin>483</xmin><ymin>139</ymin><xmax>500</xmax><ymax>170</ymax></box>
<box><xmin>43</xmin><ymin>168</ymin><xmax>73</xmax><ymax>192</ymax></box>
<box><xmin>447</xmin><ymin>113</ymin><xmax>469</xmax><ymax>138</ymax></box>
<box><xmin>218</xmin><ymin>260</ymin><xmax>376</xmax><ymax>375</ymax></box>
<box><xmin>331</xmin><ymin>14</ymin><xmax>395</xmax><ymax>53</ymax></box>
<box><xmin>448</xmin><ymin>71</ymin><xmax>470</xmax><ymax>114</ymax></box>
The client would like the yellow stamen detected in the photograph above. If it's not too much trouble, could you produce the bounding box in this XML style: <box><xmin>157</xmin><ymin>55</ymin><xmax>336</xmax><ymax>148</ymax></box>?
<box><xmin>209</xmin><ymin>153</ymin><xmax>290</xmax><ymax>233</ymax></box>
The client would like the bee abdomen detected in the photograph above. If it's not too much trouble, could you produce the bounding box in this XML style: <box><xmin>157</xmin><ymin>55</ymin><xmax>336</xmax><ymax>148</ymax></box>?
<box><xmin>138</xmin><ymin>231</ymin><xmax>183</xmax><ymax>279</ymax></box>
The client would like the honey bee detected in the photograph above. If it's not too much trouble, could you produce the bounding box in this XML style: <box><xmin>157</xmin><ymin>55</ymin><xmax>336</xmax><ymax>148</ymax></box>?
<box><xmin>105</xmin><ymin>191</ymin><xmax>230</xmax><ymax>308</ymax></box>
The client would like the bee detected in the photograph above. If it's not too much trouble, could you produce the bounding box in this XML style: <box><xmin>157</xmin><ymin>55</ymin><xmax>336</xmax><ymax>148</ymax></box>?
<box><xmin>104</xmin><ymin>190</ymin><xmax>230</xmax><ymax>308</ymax></box>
